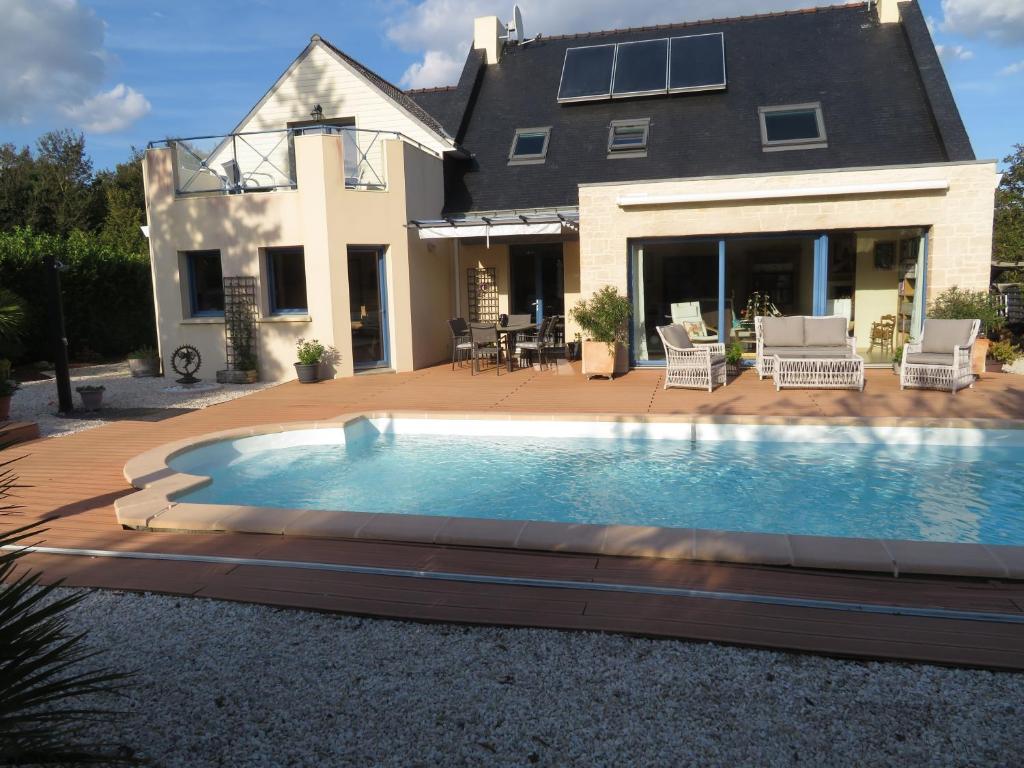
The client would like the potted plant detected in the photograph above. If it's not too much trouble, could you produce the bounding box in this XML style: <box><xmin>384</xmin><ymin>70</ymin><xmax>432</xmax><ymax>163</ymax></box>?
<box><xmin>725</xmin><ymin>342</ymin><xmax>744</xmax><ymax>377</ymax></box>
<box><xmin>987</xmin><ymin>338</ymin><xmax>1021</xmax><ymax>373</ymax></box>
<box><xmin>927</xmin><ymin>287</ymin><xmax>1005</xmax><ymax>376</ymax></box>
<box><xmin>75</xmin><ymin>384</ymin><xmax>105</xmax><ymax>411</ymax></box>
<box><xmin>295</xmin><ymin>338</ymin><xmax>326</xmax><ymax>383</ymax></box>
<box><xmin>127</xmin><ymin>345</ymin><xmax>160</xmax><ymax>377</ymax></box>
<box><xmin>892</xmin><ymin>346</ymin><xmax>903</xmax><ymax>375</ymax></box>
<box><xmin>569</xmin><ymin>286</ymin><xmax>632</xmax><ymax>379</ymax></box>
<box><xmin>0</xmin><ymin>359</ymin><xmax>18</xmax><ymax>421</ymax></box>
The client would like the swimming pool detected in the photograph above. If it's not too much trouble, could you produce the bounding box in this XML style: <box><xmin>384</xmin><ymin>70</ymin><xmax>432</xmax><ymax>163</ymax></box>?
<box><xmin>163</xmin><ymin>416</ymin><xmax>1024</xmax><ymax>547</ymax></box>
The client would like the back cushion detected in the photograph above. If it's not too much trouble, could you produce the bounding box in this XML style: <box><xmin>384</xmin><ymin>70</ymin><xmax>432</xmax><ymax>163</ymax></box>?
<box><xmin>660</xmin><ymin>324</ymin><xmax>694</xmax><ymax>349</ymax></box>
<box><xmin>921</xmin><ymin>319</ymin><xmax>975</xmax><ymax>353</ymax></box>
<box><xmin>761</xmin><ymin>316</ymin><xmax>804</xmax><ymax>347</ymax></box>
<box><xmin>804</xmin><ymin>316</ymin><xmax>848</xmax><ymax>347</ymax></box>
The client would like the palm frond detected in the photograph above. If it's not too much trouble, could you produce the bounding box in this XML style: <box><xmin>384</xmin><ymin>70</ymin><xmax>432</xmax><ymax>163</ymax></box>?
<box><xmin>0</xmin><ymin>463</ymin><xmax>137</xmax><ymax>764</ymax></box>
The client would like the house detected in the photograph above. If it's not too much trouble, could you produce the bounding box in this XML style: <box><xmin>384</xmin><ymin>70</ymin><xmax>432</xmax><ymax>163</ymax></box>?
<box><xmin>142</xmin><ymin>0</ymin><xmax>997</xmax><ymax>380</ymax></box>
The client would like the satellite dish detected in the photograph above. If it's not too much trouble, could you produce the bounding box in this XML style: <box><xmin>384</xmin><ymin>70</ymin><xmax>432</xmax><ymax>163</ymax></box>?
<box><xmin>508</xmin><ymin>4</ymin><xmax>524</xmax><ymax>43</ymax></box>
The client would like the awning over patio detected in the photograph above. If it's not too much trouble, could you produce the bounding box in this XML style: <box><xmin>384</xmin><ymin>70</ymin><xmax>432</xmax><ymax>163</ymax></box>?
<box><xmin>410</xmin><ymin>211</ymin><xmax>579</xmax><ymax>244</ymax></box>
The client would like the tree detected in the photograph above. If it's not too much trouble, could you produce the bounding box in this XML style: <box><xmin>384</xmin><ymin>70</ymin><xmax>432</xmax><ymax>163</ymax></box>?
<box><xmin>994</xmin><ymin>144</ymin><xmax>1024</xmax><ymax>265</ymax></box>
<box><xmin>30</xmin><ymin>130</ymin><xmax>94</xmax><ymax>237</ymax></box>
<box><xmin>94</xmin><ymin>148</ymin><xmax>148</xmax><ymax>254</ymax></box>
<box><xmin>0</xmin><ymin>144</ymin><xmax>36</xmax><ymax>232</ymax></box>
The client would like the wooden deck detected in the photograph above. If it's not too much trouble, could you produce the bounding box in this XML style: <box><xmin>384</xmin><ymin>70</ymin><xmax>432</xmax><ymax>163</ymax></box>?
<box><xmin>4</xmin><ymin>363</ymin><xmax>1024</xmax><ymax>670</ymax></box>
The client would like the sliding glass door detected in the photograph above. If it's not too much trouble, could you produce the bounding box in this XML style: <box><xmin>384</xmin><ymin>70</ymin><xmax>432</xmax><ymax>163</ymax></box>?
<box><xmin>630</xmin><ymin>228</ymin><xmax>929</xmax><ymax>367</ymax></box>
<box><xmin>509</xmin><ymin>244</ymin><xmax>564</xmax><ymax>323</ymax></box>
<box><xmin>631</xmin><ymin>240</ymin><xmax>720</xmax><ymax>362</ymax></box>
<box><xmin>347</xmin><ymin>247</ymin><xmax>389</xmax><ymax>370</ymax></box>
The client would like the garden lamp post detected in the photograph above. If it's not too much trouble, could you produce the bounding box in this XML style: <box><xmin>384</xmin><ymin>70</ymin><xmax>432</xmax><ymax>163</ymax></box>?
<box><xmin>44</xmin><ymin>253</ymin><xmax>73</xmax><ymax>414</ymax></box>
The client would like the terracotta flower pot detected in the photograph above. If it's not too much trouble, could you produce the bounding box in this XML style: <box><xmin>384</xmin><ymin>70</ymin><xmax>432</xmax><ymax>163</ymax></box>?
<box><xmin>581</xmin><ymin>341</ymin><xmax>627</xmax><ymax>379</ymax></box>
<box><xmin>971</xmin><ymin>337</ymin><xmax>989</xmax><ymax>377</ymax></box>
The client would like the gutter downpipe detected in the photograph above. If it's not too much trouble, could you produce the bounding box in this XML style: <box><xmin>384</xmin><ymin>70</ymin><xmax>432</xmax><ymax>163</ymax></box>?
<box><xmin>453</xmin><ymin>239</ymin><xmax>462</xmax><ymax>318</ymax></box>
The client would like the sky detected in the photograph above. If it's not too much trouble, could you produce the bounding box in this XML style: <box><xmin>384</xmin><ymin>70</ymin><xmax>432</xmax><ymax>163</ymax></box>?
<box><xmin>0</xmin><ymin>0</ymin><xmax>1022</xmax><ymax>170</ymax></box>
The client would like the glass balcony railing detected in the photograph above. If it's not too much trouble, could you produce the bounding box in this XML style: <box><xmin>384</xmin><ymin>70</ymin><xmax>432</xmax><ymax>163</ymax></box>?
<box><xmin>149</xmin><ymin>126</ymin><xmax>438</xmax><ymax>196</ymax></box>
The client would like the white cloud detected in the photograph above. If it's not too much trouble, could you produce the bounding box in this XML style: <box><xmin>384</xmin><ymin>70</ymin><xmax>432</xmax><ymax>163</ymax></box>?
<box><xmin>935</xmin><ymin>44</ymin><xmax>975</xmax><ymax>61</ymax></box>
<box><xmin>386</xmin><ymin>0</ymin><xmax>814</xmax><ymax>88</ymax></box>
<box><xmin>0</xmin><ymin>0</ymin><xmax>149</xmax><ymax>132</ymax></box>
<box><xmin>1000</xmin><ymin>60</ymin><xmax>1024</xmax><ymax>75</ymax></box>
<box><xmin>940</xmin><ymin>0</ymin><xmax>1024</xmax><ymax>43</ymax></box>
<box><xmin>61</xmin><ymin>84</ymin><xmax>151</xmax><ymax>133</ymax></box>
<box><xmin>926</xmin><ymin>15</ymin><xmax>938</xmax><ymax>35</ymax></box>
<box><xmin>400</xmin><ymin>50</ymin><xmax>466</xmax><ymax>89</ymax></box>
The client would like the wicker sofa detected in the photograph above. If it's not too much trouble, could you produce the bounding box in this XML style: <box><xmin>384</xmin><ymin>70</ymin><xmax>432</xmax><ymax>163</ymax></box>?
<box><xmin>900</xmin><ymin>318</ymin><xmax>979</xmax><ymax>394</ymax></box>
<box><xmin>755</xmin><ymin>316</ymin><xmax>856</xmax><ymax>377</ymax></box>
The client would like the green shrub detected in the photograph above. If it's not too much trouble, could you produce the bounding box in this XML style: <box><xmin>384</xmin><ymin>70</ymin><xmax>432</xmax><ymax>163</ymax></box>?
<box><xmin>928</xmin><ymin>287</ymin><xmax>1004</xmax><ymax>335</ymax></box>
<box><xmin>725</xmin><ymin>342</ymin><xmax>744</xmax><ymax>365</ymax></box>
<box><xmin>569</xmin><ymin>286</ymin><xmax>632</xmax><ymax>345</ymax></box>
<box><xmin>989</xmin><ymin>339</ymin><xmax>1022</xmax><ymax>364</ymax></box>
<box><xmin>296</xmin><ymin>338</ymin><xmax>327</xmax><ymax>365</ymax></box>
<box><xmin>0</xmin><ymin>227</ymin><xmax>155</xmax><ymax>363</ymax></box>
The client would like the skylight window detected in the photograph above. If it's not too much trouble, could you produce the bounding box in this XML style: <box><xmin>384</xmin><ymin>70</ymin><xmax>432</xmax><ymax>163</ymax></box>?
<box><xmin>508</xmin><ymin>127</ymin><xmax>551</xmax><ymax>164</ymax></box>
<box><xmin>607</xmin><ymin>119</ymin><xmax>650</xmax><ymax>157</ymax></box>
<box><xmin>759</xmin><ymin>103</ymin><xmax>827</xmax><ymax>151</ymax></box>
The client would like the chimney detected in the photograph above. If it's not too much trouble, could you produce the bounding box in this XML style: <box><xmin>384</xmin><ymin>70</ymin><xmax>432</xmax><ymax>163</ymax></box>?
<box><xmin>875</xmin><ymin>0</ymin><xmax>901</xmax><ymax>24</ymax></box>
<box><xmin>473</xmin><ymin>15</ymin><xmax>506</xmax><ymax>64</ymax></box>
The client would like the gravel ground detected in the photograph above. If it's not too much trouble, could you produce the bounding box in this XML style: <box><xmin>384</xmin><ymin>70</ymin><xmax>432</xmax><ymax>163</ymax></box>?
<box><xmin>8</xmin><ymin>362</ymin><xmax>278</xmax><ymax>437</ymax></box>
<box><xmin>51</xmin><ymin>589</ymin><xmax>1023</xmax><ymax>767</ymax></box>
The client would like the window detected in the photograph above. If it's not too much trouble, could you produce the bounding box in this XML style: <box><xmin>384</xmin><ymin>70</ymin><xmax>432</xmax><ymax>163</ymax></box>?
<box><xmin>608</xmin><ymin>119</ymin><xmax>650</xmax><ymax>157</ymax></box>
<box><xmin>266</xmin><ymin>246</ymin><xmax>308</xmax><ymax>314</ymax></box>
<box><xmin>508</xmin><ymin>127</ymin><xmax>551</xmax><ymax>165</ymax></box>
<box><xmin>185</xmin><ymin>250</ymin><xmax>224</xmax><ymax>316</ymax></box>
<box><xmin>759</xmin><ymin>103</ymin><xmax>827</xmax><ymax>151</ymax></box>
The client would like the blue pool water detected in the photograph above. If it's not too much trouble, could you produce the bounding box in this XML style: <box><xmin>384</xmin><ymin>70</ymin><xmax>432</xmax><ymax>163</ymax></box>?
<box><xmin>168</xmin><ymin>425</ymin><xmax>1024</xmax><ymax>545</ymax></box>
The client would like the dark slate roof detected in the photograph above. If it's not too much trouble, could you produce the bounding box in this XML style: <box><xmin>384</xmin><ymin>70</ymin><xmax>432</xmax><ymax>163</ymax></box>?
<box><xmin>316</xmin><ymin>35</ymin><xmax>454</xmax><ymax>143</ymax></box>
<box><xmin>407</xmin><ymin>48</ymin><xmax>486</xmax><ymax>142</ymax></box>
<box><xmin>430</xmin><ymin>2</ymin><xmax>974</xmax><ymax>215</ymax></box>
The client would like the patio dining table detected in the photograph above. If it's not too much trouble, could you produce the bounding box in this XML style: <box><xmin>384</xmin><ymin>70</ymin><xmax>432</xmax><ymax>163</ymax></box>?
<box><xmin>496</xmin><ymin>322</ymin><xmax>539</xmax><ymax>372</ymax></box>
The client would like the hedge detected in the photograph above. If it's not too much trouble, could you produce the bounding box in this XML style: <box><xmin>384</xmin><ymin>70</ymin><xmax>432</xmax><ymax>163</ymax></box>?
<box><xmin>0</xmin><ymin>227</ymin><xmax>155</xmax><ymax>363</ymax></box>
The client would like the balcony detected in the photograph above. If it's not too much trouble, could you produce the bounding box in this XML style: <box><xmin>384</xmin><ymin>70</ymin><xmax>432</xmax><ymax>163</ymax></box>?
<box><xmin>148</xmin><ymin>126</ymin><xmax>436</xmax><ymax>196</ymax></box>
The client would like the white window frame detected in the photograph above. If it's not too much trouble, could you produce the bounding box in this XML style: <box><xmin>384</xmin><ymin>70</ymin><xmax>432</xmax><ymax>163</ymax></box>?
<box><xmin>508</xmin><ymin>127</ymin><xmax>552</xmax><ymax>165</ymax></box>
<box><xmin>607</xmin><ymin>118</ymin><xmax>650</xmax><ymax>158</ymax></box>
<box><xmin>758</xmin><ymin>102</ymin><xmax>828</xmax><ymax>152</ymax></box>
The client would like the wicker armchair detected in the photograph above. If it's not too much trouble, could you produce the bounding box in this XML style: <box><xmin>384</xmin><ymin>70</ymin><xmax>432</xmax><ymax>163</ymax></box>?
<box><xmin>900</xmin><ymin>319</ymin><xmax>979</xmax><ymax>394</ymax></box>
<box><xmin>656</xmin><ymin>324</ymin><xmax>726</xmax><ymax>392</ymax></box>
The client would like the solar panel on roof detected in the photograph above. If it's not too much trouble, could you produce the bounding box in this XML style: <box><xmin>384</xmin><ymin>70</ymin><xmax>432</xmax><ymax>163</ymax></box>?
<box><xmin>557</xmin><ymin>44</ymin><xmax>616</xmax><ymax>102</ymax></box>
<box><xmin>669</xmin><ymin>33</ymin><xmax>726</xmax><ymax>92</ymax></box>
<box><xmin>612</xmin><ymin>39</ymin><xmax>668</xmax><ymax>97</ymax></box>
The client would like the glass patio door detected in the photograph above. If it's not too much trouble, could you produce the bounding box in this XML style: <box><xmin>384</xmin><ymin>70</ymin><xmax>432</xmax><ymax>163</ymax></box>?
<box><xmin>347</xmin><ymin>247</ymin><xmax>389</xmax><ymax>369</ymax></box>
<box><xmin>510</xmin><ymin>244</ymin><xmax>564</xmax><ymax>323</ymax></box>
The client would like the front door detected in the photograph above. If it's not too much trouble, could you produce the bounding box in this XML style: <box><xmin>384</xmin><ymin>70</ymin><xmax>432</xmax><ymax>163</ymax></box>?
<box><xmin>347</xmin><ymin>247</ymin><xmax>389</xmax><ymax>369</ymax></box>
<box><xmin>510</xmin><ymin>243</ymin><xmax>564</xmax><ymax>323</ymax></box>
